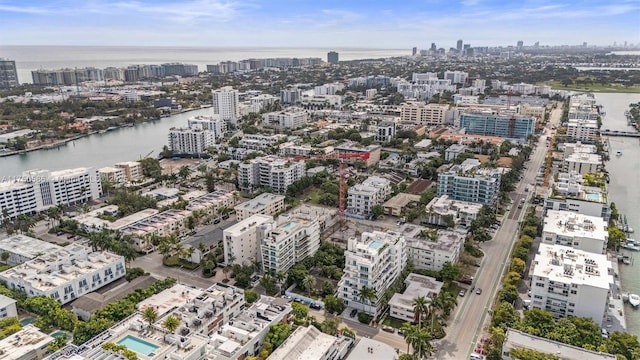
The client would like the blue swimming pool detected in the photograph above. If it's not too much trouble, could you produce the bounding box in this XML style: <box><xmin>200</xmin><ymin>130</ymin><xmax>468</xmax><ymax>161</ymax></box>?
<box><xmin>20</xmin><ymin>318</ymin><xmax>34</xmax><ymax>326</ymax></box>
<box><xmin>585</xmin><ymin>192</ymin><xmax>601</xmax><ymax>202</ymax></box>
<box><xmin>51</xmin><ymin>331</ymin><xmax>71</xmax><ymax>341</ymax></box>
<box><xmin>117</xmin><ymin>335</ymin><xmax>159</xmax><ymax>356</ymax></box>
<box><xmin>283</xmin><ymin>221</ymin><xmax>298</xmax><ymax>230</ymax></box>
<box><xmin>369</xmin><ymin>240</ymin><xmax>384</xmax><ymax>250</ymax></box>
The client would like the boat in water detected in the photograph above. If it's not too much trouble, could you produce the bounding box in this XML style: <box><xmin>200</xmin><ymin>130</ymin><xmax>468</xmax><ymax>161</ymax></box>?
<box><xmin>622</xmin><ymin>239</ymin><xmax>640</xmax><ymax>251</ymax></box>
<box><xmin>630</xmin><ymin>294</ymin><xmax>640</xmax><ymax>307</ymax></box>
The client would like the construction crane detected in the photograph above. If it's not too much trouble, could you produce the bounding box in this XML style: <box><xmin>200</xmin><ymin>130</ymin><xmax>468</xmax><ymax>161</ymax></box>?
<box><xmin>293</xmin><ymin>151</ymin><xmax>371</xmax><ymax>219</ymax></box>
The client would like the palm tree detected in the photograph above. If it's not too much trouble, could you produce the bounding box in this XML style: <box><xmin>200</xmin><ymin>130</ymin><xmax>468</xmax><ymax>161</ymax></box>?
<box><xmin>401</xmin><ymin>322</ymin><xmax>418</xmax><ymax>355</ymax></box>
<box><xmin>142</xmin><ymin>307</ymin><xmax>158</xmax><ymax>328</ymax></box>
<box><xmin>412</xmin><ymin>296</ymin><xmax>429</xmax><ymax>327</ymax></box>
<box><xmin>162</xmin><ymin>315</ymin><xmax>180</xmax><ymax>333</ymax></box>
<box><xmin>437</xmin><ymin>291</ymin><xmax>458</xmax><ymax>319</ymax></box>
<box><xmin>358</xmin><ymin>286</ymin><xmax>377</xmax><ymax>314</ymax></box>
<box><xmin>411</xmin><ymin>326</ymin><xmax>435</xmax><ymax>360</ymax></box>
<box><xmin>275</xmin><ymin>271</ymin><xmax>286</xmax><ymax>295</ymax></box>
<box><xmin>302</xmin><ymin>275</ymin><xmax>316</xmax><ymax>297</ymax></box>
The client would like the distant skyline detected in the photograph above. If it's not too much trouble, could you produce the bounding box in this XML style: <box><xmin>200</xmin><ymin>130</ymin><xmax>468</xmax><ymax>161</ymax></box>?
<box><xmin>1</xmin><ymin>0</ymin><xmax>639</xmax><ymax>48</ymax></box>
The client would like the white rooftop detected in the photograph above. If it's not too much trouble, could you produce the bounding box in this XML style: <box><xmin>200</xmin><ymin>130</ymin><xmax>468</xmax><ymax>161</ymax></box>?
<box><xmin>0</xmin><ymin>294</ymin><xmax>16</xmax><ymax>309</ymax></box>
<box><xmin>266</xmin><ymin>326</ymin><xmax>336</xmax><ymax>360</ymax></box>
<box><xmin>137</xmin><ymin>283</ymin><xmax>200</xmax><ymax>317</ymax></box>
<box><xmin>346</xmin><ymin>337</ymin><xmax>398</xmax><ymax>360</ymax></box>
<box><xmin>533</xmin><ymin>244</ymin><xmax>613</xmax><ymax>290</ymax></box>
<box><xmin>0</xmin><ymin>234</ymin><xmax>62</xmax><ymax>260</ymax></box>
<box><xmin>224</xmin><ymin>214</ymin><xmax>273</xmax><ymax>237</ymax></box>
<box><xmin>389</xmin><ymin>273</ymin><xmax>443</xmax><ymax>309</ymax></box>
<box><xmin>235</xmin><ymin>193</ymin><xmax>285</xmax><ymax>212</ymax></box>
<box><xmin>0</xmin><ymin>325</ymin><xmax>53</xmax><ymax>360</ymax></box>
<box><xmin>503</xmin><ymin>328</ymin><xmax>617</xmax><ymax>360</ymax></box>
<box><xmin>543</xmin><ymin>210</ymin><xmax>608</xmax><ymax>241</ymax></box>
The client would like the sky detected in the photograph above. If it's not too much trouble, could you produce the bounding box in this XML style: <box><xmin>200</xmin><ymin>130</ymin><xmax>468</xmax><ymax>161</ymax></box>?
<box><xmin>1</xmin><ymin>0</ymin><xmax>639</xmax><ymax>48</ymax></box>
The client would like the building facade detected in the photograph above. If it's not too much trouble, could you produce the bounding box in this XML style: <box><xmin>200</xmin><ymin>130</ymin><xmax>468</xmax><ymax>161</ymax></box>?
<box><xmin>542</xmin><ymin>210</ymin><xmax>608</xmax><ymax>254</ymax></box>
<box><xmin>530</xmin><ymin>244</ymin><xmax>613</xmax><ymax>326</ymax></box>
<box><xmin>168</xmin><ymin>127</ymin><xmax>216</xmax><ymax>155</ymax></box>
<box><xmin>262</xmin><ymin>109</ymin><xmax>308</xmax><ymax>129</ymax></box>
<box><xmin>346</xmin><ymin>176</ymin><xmax>392</xmax><ymax>219</ymax></box>
<box><xmin>459</xmin><ymin>111</ymin><xmax>536</xmax><ymax>139</ymax></box>
<box><xmin>260</xmin><ymin>212</ymin><xmax>321</xmax><ymax>274</ymax></box>
<box><xmin>212</xmin><ymin>87</ymin><xmax>240</xmax><ymax>126</ymax></box>
<box><xmin>388</xmin><ymin>274</ymin><xmax>443</xmax><ymax>323</ymax></box>
<box><xmin>0</xmin><ymin>245</ymin><xmax>125</xmax><ymax>305</ymax></box>
<box><xmin>338</xmin><ymin>231</ymin><xmax>406</xmax><ymax>316</ymax></box>
<box><xmin>436</xmin><ymin>159</ymin><xmax>501</xmax><ymax>205</ymax></box>
<box><xmin>401</xmin><ymin>224</ymin><xmax>465</xmax><ymax>271</ymax></box>
<box><xmin>237</xmin><ymin>156</ymin><xmax>305</xmax><ymax>194</ymax></box>
<box><xmin>223</xmin><ymin>214</ymin><xmax>274</xmax><ymax>266</ymax></box>
<box><xmin>0</xmin><ymin>59</ymin><xmax>19</xmax><ymax>88</ymax></box>
<box><xmin>234</xmin><ymin>193</ymin><xmax>285</xmax><ymax>221</ymax></box>
<box><xmin>0</xmin><ymin>234</ymin><xmax>62</xmax><ymax>265</ymax></box>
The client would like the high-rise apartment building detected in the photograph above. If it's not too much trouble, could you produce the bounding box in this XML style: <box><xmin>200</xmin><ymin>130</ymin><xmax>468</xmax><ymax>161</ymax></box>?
<box><xmin>168</xmin><ymin>127</ymin><xmax>216</xmax><ymax>155</ymax></box>
<box><xmin>400</xmin><ymin>102</ymin><xmax>448</xmax><ymax>125</ymax></box>
<box><xmin>346</xmin><ymin>176</ymin><xmax>391</xmax><ymax>219</ymax></box>
<box><xmin>0</xmin><ymin>59</ymin><xmax>19</xmax><ymax>88</ymax></box>
<box><xmin>212</xmin><ymin>86</ymin><xmax>240</xmax><ymax>126</ymax></box>
<box><xmin>457</xmin><ymin>39</ymin><xmax>463</xmax><ymax>52</ymax></box>
<box><xmin>327</xmin><ymin>51</ymin><xmax>339</xmax><ymax>64</ymax></box>
<box><xmin>262</xmin><ymin>109</ymin><xmax>308</xmax><ymax>129</ymax></box>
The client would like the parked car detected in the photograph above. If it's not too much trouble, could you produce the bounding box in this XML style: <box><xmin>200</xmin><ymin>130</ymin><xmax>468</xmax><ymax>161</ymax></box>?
<box><xmin>382</xmin><ymin>326</ymin><xmax>395</xmax><ymax>333</ymax></box>
<box><xmin>397</xmin><ymin>329</ymin><xmax>404</xmax><ymax>336</ymax></box>
<box><xmin>56</xmin><ymin>231</ymin><xmax>64</xmax><ymax>236</ymax></box>
<box><xmin>350</xmin><ymin>309</ymin><xmax>358</xmax><ymax>318</ymax></box>
<box><xmin>601</xmin><ymin>328</ymin><xmax>609</xmax><ymax>339</ymax></box>
<box><xmin>459</xmin><ymin>289</ymin><xmax>466</xmax><ymax>297</ymax></box>
<box><xmin>476</xmin><ymin>288</ymin><xmax>482</xmax><ymax>295</ymax></box>
<box><xmin>310</xmin><ymin>303</ymin><xmax>322</xmax><ymax>310</ymax></box>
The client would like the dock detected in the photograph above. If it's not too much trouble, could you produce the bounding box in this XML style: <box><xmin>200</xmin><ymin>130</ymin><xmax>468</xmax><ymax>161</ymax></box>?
<box><xmin>607</xmin><ymin>254</ymin><xmax>628</xmax><ymax>333</ymax></box>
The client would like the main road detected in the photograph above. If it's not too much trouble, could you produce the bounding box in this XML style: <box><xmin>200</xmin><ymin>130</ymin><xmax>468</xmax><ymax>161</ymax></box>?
<box><xmin>436</xmin><ymin>105</ymin><xmax>562</xmax><ymax>359</ymax></box>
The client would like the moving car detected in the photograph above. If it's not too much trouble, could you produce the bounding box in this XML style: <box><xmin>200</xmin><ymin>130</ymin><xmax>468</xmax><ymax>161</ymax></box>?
<box><xmin>476</xmin><ymin>288</ymin><xmax>482</xmax><ymax>295</ymax></box>
<box><xmin>459</xmin><ymin>289</ymin><xmax>466</xmax><ymax>297</ymax></box>
<box><xmin>350</xmin><ymin>309</ymin><xmax>358</xmax><ymax>318</ymax></box>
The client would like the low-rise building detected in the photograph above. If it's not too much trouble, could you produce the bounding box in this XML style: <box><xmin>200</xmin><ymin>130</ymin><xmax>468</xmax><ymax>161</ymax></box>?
<box><xmin>0</xmin><ymin>325</ymin><xmax>53</xmax><ymax>360</ymax></box>
<box><xmin>346</xmin><ymin>176</ymin><xmax>392</xmax><ymax>219</ymax></box>
<box><xmin>114</xmin><ymin>161</ymin><xmax>143</xmax><ymax>181</ymax></box>
<box><xmin>542</xmin><ymin>210</ymin><xmax>608</xmax><ymax>254</ymax></box>
<box><xmin>334</xmin><ymin>142</ymin><xmax>381</xmax><ymax>167</ymax></box>
<box><xmin>234</xmin><ymin>193</ymin><xmax>285</xmax><ymax>221</ymax></box>
<box><xmin>267</xmin><ymin>325</ymin><xmax>352</xmax><ymax>360</ymax></box>
<box><xmin>0</xmin><ymin>234</ymin><xmax>62</xmax><ymax>265</ymax></box>
<box><xmin>424</xmin><ymin>195</ymin><xmax>482</xmax><ymax>227</ymax></box>
<box><xmin>263</xmin><ymin>109</ymin><xmax>308</xmax><ymax>129</ymax></box>
<box><xmin>207</xmin><ymin>296</ymin><xmax>291</xmax><ymax>360</ymax></box>
<box><xmin>338</xmin><ymin>231</ymin><xmax>406</xmax><ymax>316</ymax></box>
<box><xmin>400</xmin><ymin>102</ymin><xmax>448</xmax><ymax>125</ymax></box>
<box><xmin>238</xmin><ymin>134</ymin><xmax>286</xmax><ymax>151</ymax></box>
<box><xmin>98</xmin><ymin>166</ymin><xmax>126</xmax><ymax>186</ymax></box>
<box><xmin>345</xmin><ymin>337</ymin><xmax>398</xmax><ymax>360</ymax></box>
<box><xmin>121</xmin><ymin>209</ymin><xmax>192</xmax><ymax>252</ymax></box>
<box><xmin>530</xmin><ymin>244</ymin><xmax>613</xmax><ymax>325</ymax></box>
<box><xmin>0</xmin><ymin>245</ymin><xmax>125</xmax><ymax>305</ymax></box>
<box><xmin>382</xmin><ymin>193</ymin><xmax>421</xmax><ymax>217</ymax></box>
<box><xmin>389</xmin><ymin>273</ymin><xmax>443</xmax><ymax>323</ymax></box>
<box><xmin>437</xmin><ymin>159</ymin><xmax>501</xmax><ymax>205</ymax></box>
<box><xmin>223</xmin><ymin>214</ymin><xmax>274</xmax><ymax>266</ymax></box>
<box><xmin>562</xmin><ymin>142</ymin><xmax>597</xmax><ymax>160</ymax></box>
<box><xmin>567</xmin><ymin>119</ymin><xmax>599</xmax><ymax>143</ymax></box>
<box><xmin>0</xmin><ymin>294</ymin><xmax>17</xmax><ymax>319</ymax></box>
<box><xmin>444</xmin><ymin>144</ymin><xmax>466</xmax><ymax>161</ymax></box>
<box><xmin>545</xmin><ymin>174</ymin><xmax>610</xmax><ymax>221</ymax></box>
<box><xmin>186</xmin><ymin>190</ymin><xmax>238</xmax><ymax>218</ymax></box>
<box><xmin>501</xmin><ymin>328</ymin><xmax>616</xmax><ymax>360</ymax></box>
<box><xmin>260</xmin><ymin>212</ymin><xmax>321</xmax><ymax>274</ymax></box>
<box><xmin>401</xmin><ymin>224</ymin><xmax>465</xmax><ymax>271</ymax></box>
<box><xmin>168</xmin><ymin>127</ymin><xmax>216</xmax><ymax>155</ymax></box>
<box><xmin>459</xmin><ymin>111</ymin><xmax>536</xmax><ymax>140</ymax></box>
<box><xmin>374</xmin><ymin>122</ymin><xmax>396</xmax><ymax>143</ymax></box>
<box><xmin>564</xmin><ymin>152</ymin><xmax>602</xmax><ymax>175</ymax></box>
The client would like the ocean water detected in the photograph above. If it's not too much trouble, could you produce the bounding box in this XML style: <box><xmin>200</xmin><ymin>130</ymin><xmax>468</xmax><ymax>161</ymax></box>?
<box><xmin>0</xmin><ymin>45</ymin><xmax>410</xmax><ymax>84</ymax></box>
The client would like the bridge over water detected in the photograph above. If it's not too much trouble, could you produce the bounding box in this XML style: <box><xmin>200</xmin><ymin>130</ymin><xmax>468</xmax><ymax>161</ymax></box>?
<box><xmin>600</xmin><ymin>130</ymin><xmax>640</xmax><ymax>138</ymax></box>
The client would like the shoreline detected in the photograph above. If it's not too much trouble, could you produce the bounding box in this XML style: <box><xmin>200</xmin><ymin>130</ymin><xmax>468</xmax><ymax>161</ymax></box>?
<box><xmin>0</xmin><ymin>106</ymin><xmax>208</xmax><ymax>159</ymax></box>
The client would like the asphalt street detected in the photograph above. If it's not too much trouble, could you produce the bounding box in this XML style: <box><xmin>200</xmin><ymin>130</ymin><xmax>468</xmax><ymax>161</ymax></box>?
<box><xmin>435</xmin><ymin>105</ymin><xmax>562</xmax><ymax>360</ymax></box>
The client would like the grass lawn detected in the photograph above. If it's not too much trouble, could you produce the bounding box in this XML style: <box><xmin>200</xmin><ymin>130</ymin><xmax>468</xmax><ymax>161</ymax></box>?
<box><xmin>539</xmin><ymin>81</ymin><xmax>640</xmax><ymax>93</ymax></box>
<box><xmin>306</xmin><ymin>187</ymin><xmax>323</xmax><ymax>205</ymax></box>
<box><xmin>383</xmin><ymin>316</ymin><xmax>408</xmax><ymax>329</ymax></box>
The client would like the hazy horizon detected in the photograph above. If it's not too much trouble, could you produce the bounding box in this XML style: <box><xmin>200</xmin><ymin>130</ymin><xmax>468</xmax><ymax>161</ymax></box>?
<box><xmin>1</xmin><ymin>0</ymin><xmax>638</xmax><ymax>48</ymax></box>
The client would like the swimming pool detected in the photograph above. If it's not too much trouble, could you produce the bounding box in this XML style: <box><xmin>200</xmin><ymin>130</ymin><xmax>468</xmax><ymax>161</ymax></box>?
<box><xmin>51</xmin><ymin>331</ymin><xmax>71</xmax><ymax>341</ymax></box>
<box><xmin>283</xmin><ymin>221</ymin><xmax>298</xmax><ymax>231</ymax></box>
<box><xmin>117</xmin><ymin>335</ymin><xmax>159</xmax><ymax>356</ymax></box>
<box><xmin>369</xmin><ymin>240</ymin><xmax>384</xmax><ymax>250</ymax></box>
<box><xmin>585</xmin><ymin>192</ymin><xmax>601</xmax><ymax>202</ymax></box>
<box><xmin>20</xmin><ymin>318</ymin><xmax>34</xmax><ymax>326</ymax></box>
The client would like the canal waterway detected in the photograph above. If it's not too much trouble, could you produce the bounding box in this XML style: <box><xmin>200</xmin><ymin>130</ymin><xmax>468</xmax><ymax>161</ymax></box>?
<box><xmin>596</xmin><ymin>92</ymin><xmax>640</xmax><ymax>336</ymax></box>
<box><xmin>0</xmin><ymin>107</ymin><xmax>215</xmax><ymax>177</ymax></box>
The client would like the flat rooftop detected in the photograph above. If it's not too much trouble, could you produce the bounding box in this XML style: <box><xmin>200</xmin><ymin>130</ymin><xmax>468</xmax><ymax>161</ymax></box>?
<box><xmin>0</xmin><ymin>325</ymin><xmax>53</xmax><ymax>360</ymax></box>
<box><xmin>533</xmin><ymin>244</ymin><xmax>613</xmax><ymax>290</ymax></box>
<box><xmin>543</xmin><ymin>210</ymin><xmax>608</xmax><ymax>241</ymax></box>
<box><xmin>503</xmin><ymin>328</ymin><xmax>616</xmax><ymax>360</ymax></box>
<box><xmin>137</xmin><ymin>283</ymin><xmax>200</xmax><ymax>317</ymax></box>
<box><xmin>346</xmin><ymin>337</ymin><xmax>398</xmax><ymax>360</ymax></box>
<box><xmin>389</xmin><ymin>273</ymin><xmax>443</xmax><ymax>308</ymax></box>
<box><xmin>235</xmin><ymin>193</ymin><xmax>285</xmax><ymax>212</ymax></box>
<box><xmin>267</xmin><ymin>326</ymin><xmax>337</xmax><ymax>360</ymax></box>
<box><xmin>0</xmin><ymin>234</ymin><xmax>62</xmax><ymax>259</ymax></box>
<box><xmin>224</xmin><ymin>214</ymin><xmax>273</xmax><ymax>237</ymax></box>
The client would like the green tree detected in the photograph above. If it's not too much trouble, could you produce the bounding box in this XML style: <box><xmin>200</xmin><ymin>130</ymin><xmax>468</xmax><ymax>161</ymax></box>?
<box><xmin>358</xmin><ymin>286</ymin><xmax>377</xmax><ymax>312</ymax></box>
<box><xmin>498</xmin><ymin>284</ymin><xmax>519</xmax><ymax>304</ymax></box>
<box><xmin>162</xmin><ymin>315</ymin><xmax>180</xmax><ymax>333</ymax></box>
<box><xmin>302</xmin><ymin>275</ymin><xmax>317</xmax><ymax>297</ymax></box>
<box><xmin>608</xmin><ymin>227</ymin><xmax>626</xmax><ymax>250</ymax></box>
<box><xmin>48</xmin><ymin>335</ymin><xmax>68</xmax><ymax>353</ymax></box>
<box><xmin>508</xmin><ymin>348</ymin><xmax>559</xmax><ymax>360</ymax></box>
<box><xmin>321</xmin><ymin>280</ymin><xmax>335</xmax><ymax>296</ymax></box>
<box><xmin>440</xmin><ymin>262</ymin><xmax>460</xmax><ymax>281</ymax></box>
<box><xmin>412</xmin><ymin>296</ymin><xmax>429</xmax><ymax>327</ymax></box>
<box><xmin>291</xmin><ymin>302</ymin><xmax>309</xmax><ymax>320</ymax></box>
<box><xmin>142</xmin><ymin>307</ymin><xmax>158</xmax><ymax>328</ymax></box>
<box><xmin>260</xmin><ymin>274</ymin><xmax>277</xmax><ymax>295</ymax></box>
<box><xmin>320</xmin><ymin>317</ymin><xmax>340</xmax><ymax>336</ymax></box>
<box><xmin>324</xmin><ymin>295</ymin><xmax>345</xmax><ymax>314</ymax></box>
<box><xmin>245</xmin><ymin>290</ymin><xmax>258</xmax><ymax>304</ymax></box>
<box><xmin>491</xmin><ymin>301</ymin><xmax>519</xmax><ymax>328</ymax></box>
<box><xmin>371</xmin><ymin>205</ymin><xmax>385</xmax><ymax>219</ymax></box>
<box><xmin>510</xmin><ymin>258</ymin><xmax>526</xmax><ymax>275</ymax></box>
